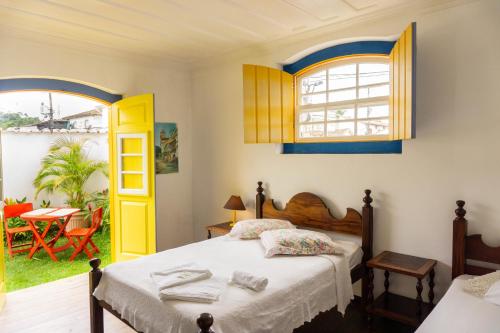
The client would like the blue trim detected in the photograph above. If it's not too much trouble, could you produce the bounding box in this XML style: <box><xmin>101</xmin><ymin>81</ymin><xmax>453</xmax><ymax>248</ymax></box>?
<box><xmin>283</xmin><ymin>41</ymin><xmax>395</xmax><ymax>75</ymax></box>
<box><xmin>0</xmin><ymin>78</ymin><xmax>122</xmax><ymax>104</ymax></box>
<box><xmin>283</xmin><ymin>141</ymin><xmax>402</xmax><ymax>154</ymax></box>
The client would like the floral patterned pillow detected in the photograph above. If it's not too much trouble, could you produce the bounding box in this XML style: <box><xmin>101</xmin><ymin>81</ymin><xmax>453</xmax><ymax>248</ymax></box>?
<box><xmin>229</xmin><ymin>219</ymin><xmax>295</xmax><ymax>239</ymax></box>
<box><xmin>463</xmin><ymin>271</ymin><xmax>500</xmax><ymax>297</ymax></box>
<box><xmin>260</xmin><ymin>229</ymin><xmax>345</xmax><ymax>258</ymax></box>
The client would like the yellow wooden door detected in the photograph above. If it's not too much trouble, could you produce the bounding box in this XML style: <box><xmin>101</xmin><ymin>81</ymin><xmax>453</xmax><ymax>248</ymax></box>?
<box><xmin>0</xmin><ymin>219</ymin><xmax>5</xmax><ymax>310</ymax></box>
<box><xmin>109</xmin><ymin>94</ymin><xmax>156</xmax><ymax>262</ymax></box>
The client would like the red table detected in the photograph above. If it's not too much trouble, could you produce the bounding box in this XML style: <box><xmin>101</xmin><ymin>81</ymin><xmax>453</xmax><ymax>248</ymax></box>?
<box><xmin>20</xmin><ymin>208</ymin><xmax>81</xmax><ymax>262</ymax></box>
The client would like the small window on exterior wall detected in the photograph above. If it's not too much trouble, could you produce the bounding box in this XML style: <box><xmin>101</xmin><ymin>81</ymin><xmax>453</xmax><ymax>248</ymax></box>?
<box><xmin>296</xmin><ymin>56</ymin><xmax>390</xmax><ymax>142</ymax></box>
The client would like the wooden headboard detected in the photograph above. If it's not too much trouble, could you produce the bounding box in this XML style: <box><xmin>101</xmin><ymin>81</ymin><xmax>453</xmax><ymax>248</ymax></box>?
<box><xmin>452</xmin><ymin>200</ymin><xmax>500</xmax><ymax>278</ymax></box>
<box><xmin>254</xmin><ymin>181</ymin><xmax>374</xmax><ymax>263</ymax></box>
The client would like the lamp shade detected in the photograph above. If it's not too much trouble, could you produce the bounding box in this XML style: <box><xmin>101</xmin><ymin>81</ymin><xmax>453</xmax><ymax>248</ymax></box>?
<box><xmin>224</xmin><ymin>195</ymin><xmax>246</xmax><ymax>211</ymax></box>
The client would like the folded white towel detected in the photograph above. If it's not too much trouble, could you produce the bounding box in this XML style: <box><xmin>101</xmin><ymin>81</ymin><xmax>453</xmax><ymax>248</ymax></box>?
<box><xmin>150</xmin><ymin>263</ymin><xmax>212</xmax><ymax>291</ymax></box>
<box><xmin>159</xmin><ymin>281</ymin><xmax>222</xmax><ymax>303</ymax></box>
<box><xmin>229</xmin><ymin>270</ymin><xmax>268</xmax><ymax>292</ymax></box>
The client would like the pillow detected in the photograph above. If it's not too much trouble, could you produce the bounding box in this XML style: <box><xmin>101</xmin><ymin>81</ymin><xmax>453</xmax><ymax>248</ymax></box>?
<box><xmin>484</xmin><ymin>280</ymin><xmax>500</xmax><ymax>306</ymax></box>
<box><xmin>463</xmin><ymin>271</ymin><xmax>500</xmax><ymax>297</ymax></box>
<box><xmin>260</xmin><ymin>229</ymin><xmax>345</xmax><ymax>258</ymax></box>
<box><xmin>229</xmin><ymin>219</ymin><xmax>295</xmax><ymax>239</ymax></box>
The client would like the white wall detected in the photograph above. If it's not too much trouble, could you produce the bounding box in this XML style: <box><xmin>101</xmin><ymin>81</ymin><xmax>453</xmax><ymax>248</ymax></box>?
<box><xmin>192</xmin><ymin>0</ymin><xmax>500</xmax><ymax>301</ymax></box>
<box><xmin>0</xmin><ymin>34</ymin><xmax>193</xmax><ymax>251</ymax></box>
<box><xmin>1</xmin><ymin>132</ymin><xmax>108</xmax><ymax>207</ymax></box>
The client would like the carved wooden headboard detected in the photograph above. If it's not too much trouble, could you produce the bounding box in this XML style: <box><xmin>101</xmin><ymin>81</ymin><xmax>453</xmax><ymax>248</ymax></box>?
<box><xmin>254</xmin><ymin>181</ymin><xmax>374</xmax><ymax>263</ymax></box>
<box><xmin>452</xmin><ymin>200</ymin><xmax>500</xmax><ymax>278</ymax></box>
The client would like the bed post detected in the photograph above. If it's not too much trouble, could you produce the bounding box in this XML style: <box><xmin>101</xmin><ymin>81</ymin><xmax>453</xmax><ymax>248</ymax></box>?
<box><xmin>89</xmin><ymin>258</ymin><xmax>104</xmax><ymax>333</ymax></box>
<box><xmin>361</xmin><ymin>189</ymin><xmax>373</xmax><ymax>303</ymax></box>
<box><xmin>197</xmin><ymin>313</ymin><xmax>215</xmax><ymax>333</ymax></box>
<box><xmin>256</xmin><ymin>181</ymin><xmax>265</xmax><ymax>219</ymax></box>
<box><xmin>452</xmin><ymin>200</ymin><xmax>467</xmax><ymax>279</ymax></box>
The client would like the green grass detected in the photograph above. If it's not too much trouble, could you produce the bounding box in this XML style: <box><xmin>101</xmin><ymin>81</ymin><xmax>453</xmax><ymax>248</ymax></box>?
<box><xmin>4</xmin><ymin>230</ymin><xmax>111</xmax><ymax>292</ymax></box>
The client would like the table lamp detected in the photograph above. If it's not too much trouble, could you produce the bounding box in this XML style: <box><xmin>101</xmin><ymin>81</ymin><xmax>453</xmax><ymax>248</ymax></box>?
<box><xmin>224</xmin><ymin>195</ymin><xmax>246</xmax><ymax>227</ymax></box>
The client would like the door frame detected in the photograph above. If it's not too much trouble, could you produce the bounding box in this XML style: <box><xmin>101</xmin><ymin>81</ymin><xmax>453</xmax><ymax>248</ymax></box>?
<box><xmin>0</xmin><ymin>77</ymin><xmax>123</xmax><ymax>298</ymax></box>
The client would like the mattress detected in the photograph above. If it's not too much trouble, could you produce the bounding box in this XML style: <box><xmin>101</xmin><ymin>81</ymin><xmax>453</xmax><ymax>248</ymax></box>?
<box><xmin>416</xmin><ymin>275</ymin><xmax>500</xmax><ymax>333</ymax></box>
<box><xmin>93</xmin><ymin>235</ymin><xmax>363</xmax><ymax>333</ymax></box>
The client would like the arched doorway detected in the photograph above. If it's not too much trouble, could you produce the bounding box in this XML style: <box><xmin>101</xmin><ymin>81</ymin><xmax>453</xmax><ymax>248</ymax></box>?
<box><xmin>0</xmin><ymin>78</ymin><xmax>121</xmax><ymax>293</ymax></box>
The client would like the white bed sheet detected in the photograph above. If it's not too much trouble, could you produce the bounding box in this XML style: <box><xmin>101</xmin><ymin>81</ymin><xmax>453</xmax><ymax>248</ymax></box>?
<box><xmin>94</xmin><ymin>236</ymin><xmax>362</xmax><ymax>333</ymax></box>
<box><xmin>416</xmin><ymin>275</ymin><xmax>500</xmax><ymax>333</ymax></box>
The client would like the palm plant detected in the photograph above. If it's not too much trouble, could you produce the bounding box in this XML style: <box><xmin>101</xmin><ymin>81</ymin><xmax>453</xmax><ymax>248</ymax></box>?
<box><xmin>33</xmin><ymin>137</ymin><xmax>108</xmax><ymax>210</ymax></box>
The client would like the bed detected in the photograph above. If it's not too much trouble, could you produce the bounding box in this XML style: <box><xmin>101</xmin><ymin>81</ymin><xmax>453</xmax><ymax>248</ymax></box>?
<box><xmin>88</xmin><ymin>181</ymin><xmax>374</xmax><ymax>333</ymax></box>
<box><xmin>416</xmin><ymin>200</ymin><xmax>500</xmax><ymax>333</ymax></box>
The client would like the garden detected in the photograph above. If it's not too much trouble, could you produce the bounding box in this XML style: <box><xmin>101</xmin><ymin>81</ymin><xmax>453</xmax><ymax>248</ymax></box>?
<box><xmin>2</xmin><ymin>137</ymin><xmax>111</xmax><ymax>291</ymax></box>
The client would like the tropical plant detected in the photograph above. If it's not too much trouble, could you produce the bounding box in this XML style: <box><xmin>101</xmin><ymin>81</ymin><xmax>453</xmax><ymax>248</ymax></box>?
<box><xmin>85</xmin><ymin>189</ymin><xmax>110</xmax><ymax>233</ymax></box>
<box><xmin>40</xmin><ymin>199</ymin><xmax>51</xmax><ymax>208</ymax></box>
<box><xmin>33</xmin><ymin>137</ymin><xmax>108</xmax><ymax>210</ymax></box>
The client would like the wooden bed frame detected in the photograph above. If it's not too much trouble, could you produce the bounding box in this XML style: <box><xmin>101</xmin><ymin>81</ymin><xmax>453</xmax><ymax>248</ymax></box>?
<box><xmin>89</xmin><ymin>181</ymin><xmax>374</xmax><ymax>333</ymax></box>
<box><xmin>452</xmin><ymin>200</ymin><xmax>500</xmax><ymax>279</ymax></box>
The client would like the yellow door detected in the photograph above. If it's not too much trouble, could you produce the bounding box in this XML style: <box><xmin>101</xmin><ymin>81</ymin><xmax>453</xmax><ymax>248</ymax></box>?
<box><xmin>0</xmin><ymin>219</ymin><xmax>5</xmax><ymax>310</ymax></box>
<box><xmin>109</xmin><ymin>94</ymin><xmax>156</xmax><ymax>262</ymax></box>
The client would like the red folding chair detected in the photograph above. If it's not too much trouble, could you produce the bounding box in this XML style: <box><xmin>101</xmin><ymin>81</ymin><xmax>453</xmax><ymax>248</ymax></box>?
<box><xmin>67</xmin><ymin>207</ymin><xmax>103</xmax><ymax>261</ymax></box>
<box><xmin>3</xmin><ymin>203</ymin><xmax>36</xmax><ymax>258</ymax></box>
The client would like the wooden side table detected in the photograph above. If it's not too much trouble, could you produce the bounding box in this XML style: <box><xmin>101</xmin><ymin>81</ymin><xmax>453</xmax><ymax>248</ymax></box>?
<box><xmin>206</xmin><ymin>222</ymin><xmax>232</xmax><ymax>239</ymax></box>
<box><xmin>366</xmin><ymin>251</ymin><xmax>437</xmax><ymax>329</ymax></box>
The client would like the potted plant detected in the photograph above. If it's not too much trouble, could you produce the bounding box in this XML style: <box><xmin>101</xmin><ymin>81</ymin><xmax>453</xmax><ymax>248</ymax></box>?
<box><xmin>34</xmin><ymin>137</ymin><xmax>108</xmax><ymax>230</ymax></box>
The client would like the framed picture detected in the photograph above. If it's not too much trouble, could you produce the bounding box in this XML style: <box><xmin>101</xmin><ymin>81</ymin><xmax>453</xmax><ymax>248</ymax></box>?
<box><xmin>154</xmin><ymin>122</ymin><xmax>178</xmax><ymax>174</ymax></box>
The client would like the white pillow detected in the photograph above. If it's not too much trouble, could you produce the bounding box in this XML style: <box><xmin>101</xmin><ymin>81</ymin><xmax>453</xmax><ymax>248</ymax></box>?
<box><xmin>229</xmin><ymin>219</ymin><xmax>295</xmax><ymax>239</ymax></box>
<box><xmin>260</xmin><ymin>229</ymin><xmax>345</xmax><ymax>258</ymax></box>
<box><xmin>484</xmin><ymin>280</ymin><xmax>500</xmax><ymax>306</ymax></box>
<box><xmin>463</xmin><ymin>271</ymin><xmax>500</xmax><ymax>297</ymax></box>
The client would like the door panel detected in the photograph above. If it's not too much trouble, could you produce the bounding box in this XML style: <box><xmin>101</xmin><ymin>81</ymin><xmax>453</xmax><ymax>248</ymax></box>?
<box><xmin>110</xmin><ymin>94</ymin><xmax>156</xmax><ymax>262</ymax></box>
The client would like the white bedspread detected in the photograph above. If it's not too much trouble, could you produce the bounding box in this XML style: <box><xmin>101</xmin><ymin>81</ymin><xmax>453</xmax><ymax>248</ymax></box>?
<box><xmin>94</xmin><ymin>236</ymin><xmax>361</xmax><ymax>333</ymax></box>
<box><xmin>416</xmin><ymin>275</ymin><xmax>500</xmax><ymax>333</ymax></box>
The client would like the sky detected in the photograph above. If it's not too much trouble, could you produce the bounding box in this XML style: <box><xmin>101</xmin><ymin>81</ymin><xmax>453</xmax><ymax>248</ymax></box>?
<box><xmin>0</xmin><ymin>91</ymin><xmax>107</xmax><ymax>120</ymax></box>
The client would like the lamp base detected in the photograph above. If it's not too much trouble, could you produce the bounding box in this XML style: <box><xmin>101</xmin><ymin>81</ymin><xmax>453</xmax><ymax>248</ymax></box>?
<box><xmin>230</xmin><ymin>210</ymin><xmax>237</xmax><ymax>227</ymax></box>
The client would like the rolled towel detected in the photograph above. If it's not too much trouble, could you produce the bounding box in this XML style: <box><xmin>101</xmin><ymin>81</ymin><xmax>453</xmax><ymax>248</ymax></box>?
<box><xmin>150</xmin><ymin>263</ymin><xmax>212</xmax><ymax>291</ymax></box>
<box><xmin>229</xmin><ymin>270</ymin><xmax>268</xmax><ymax>292</ymax></box>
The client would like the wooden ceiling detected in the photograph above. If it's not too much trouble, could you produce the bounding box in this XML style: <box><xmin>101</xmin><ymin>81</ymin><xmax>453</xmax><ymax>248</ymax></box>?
<box><xmin>0</xmin><ymin>0</ymin><xmax>435</xmax><ymax>63</ymax></box>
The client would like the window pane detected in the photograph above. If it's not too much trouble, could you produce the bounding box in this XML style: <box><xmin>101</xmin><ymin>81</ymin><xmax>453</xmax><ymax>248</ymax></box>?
<box><xmin>359</xmin><ymin>63</ymin><xmax>389</xmax><ymax>86</ymax></box>
<box><xmin>299</xmin><ymin>108</ymin><xmax>325</xmax><ymax>123</ymax></box>
<box><xmin>327</xmin><ymin>122</ymin><xmax>355</xmax><ymax>137</ymax></box>
<box><xmin>301</xmin><ymin>93</ymin><xmax>326</xmax><ymax>105</ymax></box>
<box><xmin>357</xmin><ymin>104</ymin><xmax>389</xmax><ymax>118</ymax></box>
<box><xmin>328</xmin><ymin>89</ymin><xmax>356</xmax><ymax>103</ymax></box>
<box><xmin>329</xmin><ymin>64</ymin><xmax>356</xmax><ymax>90</ymax></box>
<box><xmin>301</xmin><ymin>70</ymin><xmax>326</xmax><ymax>94</ymax></box>
<box><xmin>299</xmin><ymin>124</ymin><xmax>324</xmax><ymax>138</ymax></box>
<box><xmin>327</xmin><ymin>107</ymin><xmax>355</xmax><ymax>121</ymax></box>
<box><xmin>358</xmin><ymin>84</ymin><xmax>389</xmax><ymax>99</ymax></box>
<box><xmin>357</xmin><ymin>119</ymin><xmax>389</xmax><ymax>136</ymax></box>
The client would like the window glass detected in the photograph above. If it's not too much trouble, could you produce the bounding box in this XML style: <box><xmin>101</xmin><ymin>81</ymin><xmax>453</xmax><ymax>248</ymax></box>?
<box><xmin>299</xmin><ymin>109</ymin><xmax>325</xmax><ymax>123</ymax></box>
<box><xmin>301</xmin><ymin>70</ymin><xmax>326</xmax><ymax>94</ymax></box>
<box><xmin>327</xmin><ymin>107</ymin><xmax>355</xmax><ymax>121</ymax></box>
<box><xmin>329</xmin><ymin>64</ymin><xmax>356</xmax><ymax>90</ymax></box>
<box><xmin>297</xmin><ymin>57</ymin><xmax>390</xmax><ymax>141</ymax></box>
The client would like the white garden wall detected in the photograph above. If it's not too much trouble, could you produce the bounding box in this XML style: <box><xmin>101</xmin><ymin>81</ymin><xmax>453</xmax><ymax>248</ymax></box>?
<box><xmin>1</xmin><ymin>131</ymin><xmax>108</xmax><ymax>208</ymax></box>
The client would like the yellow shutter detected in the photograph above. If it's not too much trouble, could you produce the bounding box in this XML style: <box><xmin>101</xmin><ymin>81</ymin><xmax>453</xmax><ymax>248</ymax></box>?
<box><xmin>0</xmin><ymin>220</ymin><xmax>5</xmax><ymax>310</ymax></box>
<box><xmin>390</xmin><ymin>22</ymin><xmax>416</xmax><ymax>140</ymax></box>
<box><xmin>243</xmin><ymin>65</ymin><xmax>294</xmax><ymax>143</ymax></box>
<box><xmin>110</xmin><ymin>94</ymin><xmax>156</xmax><ymax>262</ymax></box>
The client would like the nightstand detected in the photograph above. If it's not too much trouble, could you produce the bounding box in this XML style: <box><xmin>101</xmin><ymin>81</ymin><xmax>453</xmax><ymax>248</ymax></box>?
<box><xmin>366</xmin><ymin>251</ymin><xmax>437</xmax><ymax>329</ymax></box>
<box><xmin>206</xmin><ymin>222</ymin><xmax>232</xmax><ymax>239</ymax></box>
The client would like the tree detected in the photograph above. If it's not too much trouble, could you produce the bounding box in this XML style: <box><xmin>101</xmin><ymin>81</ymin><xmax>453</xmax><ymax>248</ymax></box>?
<box><xmin>33</xmin><ymin>137</ymin><xmax>108</xmax><ymax>209</ymax></box>
<box><xmin>0</xmin><ymin>112</ymin><xmax>39</xmax><ymax>129</ymax></box>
